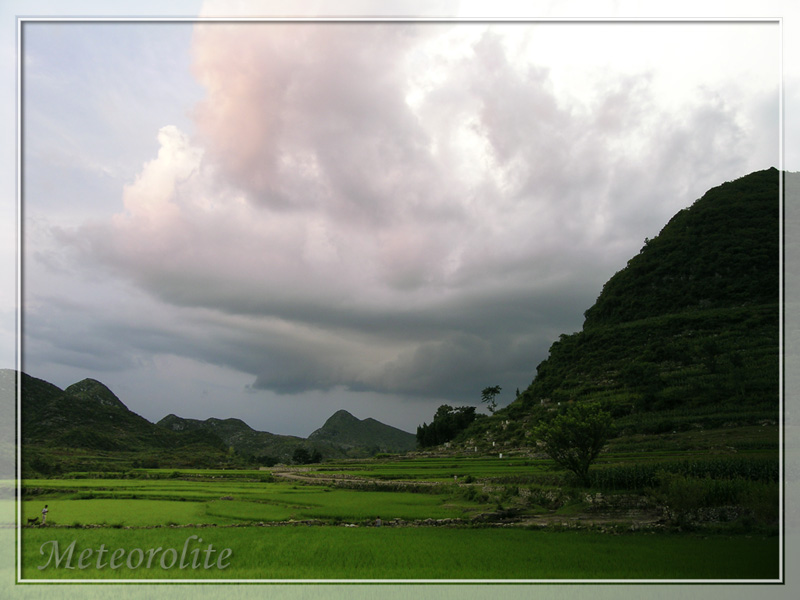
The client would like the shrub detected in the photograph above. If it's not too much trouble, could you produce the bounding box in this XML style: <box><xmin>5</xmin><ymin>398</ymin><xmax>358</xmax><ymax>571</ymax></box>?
<box><xmin>648</xmin><ymin>470</ymin><xmax>779</xmax><ymax>528</ymax></box>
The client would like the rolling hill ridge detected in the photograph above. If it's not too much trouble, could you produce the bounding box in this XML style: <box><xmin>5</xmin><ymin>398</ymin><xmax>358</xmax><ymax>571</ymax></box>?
<box><xmin>156</xmin><ymin>410</ymin><xmax>415</xmax><ymax>461</ymax></box>
<box><xmin>11</xmin><ymin>369</ymin><xmax>415</xmax><ymax>474</ymax></box>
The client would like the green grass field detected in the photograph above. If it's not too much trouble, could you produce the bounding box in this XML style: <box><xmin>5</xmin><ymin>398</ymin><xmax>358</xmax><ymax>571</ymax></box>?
<box><xmin>21</xmin><ymin>526</ymin><xmax>779</xmax><ymax>580</ymax></box>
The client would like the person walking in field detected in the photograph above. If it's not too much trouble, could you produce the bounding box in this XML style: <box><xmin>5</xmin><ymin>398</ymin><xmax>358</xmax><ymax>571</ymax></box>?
<box><xmin>41</xmin><ymin>505</ymin><xmax>48</xmax><ymax>525</ymax></box>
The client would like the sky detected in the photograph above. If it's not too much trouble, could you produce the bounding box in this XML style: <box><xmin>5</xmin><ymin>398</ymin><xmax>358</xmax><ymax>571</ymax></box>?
<box><xmin>5</xmin><ymin>0</ymin><xmax>797</xmax><ymax>438</ymax></box>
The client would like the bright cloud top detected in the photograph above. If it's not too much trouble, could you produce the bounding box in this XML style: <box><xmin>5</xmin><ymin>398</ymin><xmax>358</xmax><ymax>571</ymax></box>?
<box><xmin>43</xmin><ymin>21</ymin><xmax>778</xmax><ymax>403</ymax></box>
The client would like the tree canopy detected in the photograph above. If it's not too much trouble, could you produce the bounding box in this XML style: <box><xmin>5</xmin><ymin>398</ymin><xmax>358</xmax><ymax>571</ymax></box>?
<box><xmin>416</xmin><ymin>405</ymin><xmax>478</xmax><ymax>448</ymax></box>
<box><xmin>534</xmin><ymin>402</ymin><xmax>614</xmax><ymax>485</ymax></box>
<box><xmin>481</xmin><ymin>385</ymin><xmax>502</xmax><ymax>413</ymax></box>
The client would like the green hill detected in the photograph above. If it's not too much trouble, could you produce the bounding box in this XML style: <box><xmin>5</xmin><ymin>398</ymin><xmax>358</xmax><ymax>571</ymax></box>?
<box><xmin>307</xmin><ymin>409</ymin><xmax>417</xmax><ymax>454</ymax></box>
<box><xmin>582</xmin><ymin>167</ymin><xmax>778</xmax><ymax>327</ymax></box>
<box><xmin>156</xmin><ymin>413</ymin><xmax>333</xmax><ymax>464</ymax></box>
<box><xmin>456</xmin><ymin>168</ymin><xmax>781</xmax><ymax>449</ymax></box>
<box><xmin>10</xmin><ymin>370</ymin><xmax>229</xmax><ymax>474</ymax></box>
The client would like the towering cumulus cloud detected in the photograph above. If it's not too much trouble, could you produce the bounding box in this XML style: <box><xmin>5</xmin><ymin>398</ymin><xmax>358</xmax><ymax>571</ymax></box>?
<box><xmin>57</xmin><ymin>20</ymin><xmax>773</xmax><ymax>402</ymax></box>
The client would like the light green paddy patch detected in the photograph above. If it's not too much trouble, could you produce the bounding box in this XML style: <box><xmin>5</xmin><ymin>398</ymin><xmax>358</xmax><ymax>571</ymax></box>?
<box><xmin>21</xmin><ymin>479</ymin><xmax>493</xmax><ymax>527</ymax></box>
<box><xmin>21</xmin><ymin>499</ymin><xmax>222</xmax><ymax>527</ymax></box>
<box><xmin>204</xmin><ymin>487</ymin><xmax>484</xmax><ymax>523</ymax></box>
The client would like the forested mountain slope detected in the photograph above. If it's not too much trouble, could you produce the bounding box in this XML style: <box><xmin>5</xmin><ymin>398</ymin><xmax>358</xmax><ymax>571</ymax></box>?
<box><xmin>458</xmin><ymin>168</ymin><xmax>781</xmax><ymax>448</ymax></box>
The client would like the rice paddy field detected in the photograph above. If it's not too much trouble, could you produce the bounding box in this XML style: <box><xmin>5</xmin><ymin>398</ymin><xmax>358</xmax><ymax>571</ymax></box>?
<box><xmin>17</xmin><ymin>452</ymin><xmax>781</xmax><ymax>582</ymax></box>
<box><xmin>20</xmin><ymin>485</ymin><xmax>489</xmax><ymax>525</ymax></box>
<box><xmin>21</xmin><ymin>526</ymin><xmax>778</xmax><ymax>580</ymax></box>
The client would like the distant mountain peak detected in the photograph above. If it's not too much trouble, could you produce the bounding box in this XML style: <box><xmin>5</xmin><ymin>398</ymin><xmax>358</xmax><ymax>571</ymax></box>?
<box><xmin>64</xmin><ymin>378</ymin><xmax>127</xmax><ymax>410</ymax></box>
<box><xmin>157</xmin><ymin>414</ymin><xmax>199</xmax><ymax>432</ymax></box>
<box><xmin>325</xmin><ymin>409</ymin><xmax>360</xmax><ymax>424</ymax></box>
<box><xmin>156</xmin><ymin>414</ymin><xmax>255</xmax><ymax>433</ymax></box>
<box><xmin>308</xmin><ymin>409</ymin><xmax>416</xmax><ymax>453</ymax></box>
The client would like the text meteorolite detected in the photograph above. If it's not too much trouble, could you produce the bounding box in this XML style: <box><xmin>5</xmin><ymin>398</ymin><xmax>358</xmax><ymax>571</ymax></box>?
<box><xmin>38</xmin><ymin>535</ymin><xmax>232</xmax><ymax>571</ymax></box>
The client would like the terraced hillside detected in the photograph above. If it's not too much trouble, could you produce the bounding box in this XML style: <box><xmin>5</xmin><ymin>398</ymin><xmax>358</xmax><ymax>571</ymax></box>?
<box><xmin>457</xmin><ymin>168</ymin><xmax>781</xmax><ymax>449</ymax></box>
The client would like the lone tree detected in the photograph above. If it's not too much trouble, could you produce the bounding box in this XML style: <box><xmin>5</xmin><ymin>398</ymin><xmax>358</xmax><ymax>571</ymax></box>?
<box><xmin>292</xmin><ymin>447</ymin><xmax>311</xmax><ymax>465</ymax></box>
<box><xmin>481</xmin><ymin>385</ymin><xmax>502</xmax><ymax>414</ymax></box>
<box><xmin>533</xmin><ymin>402</ymin><xmax>614</xmax><ymax>486</ymax></box>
